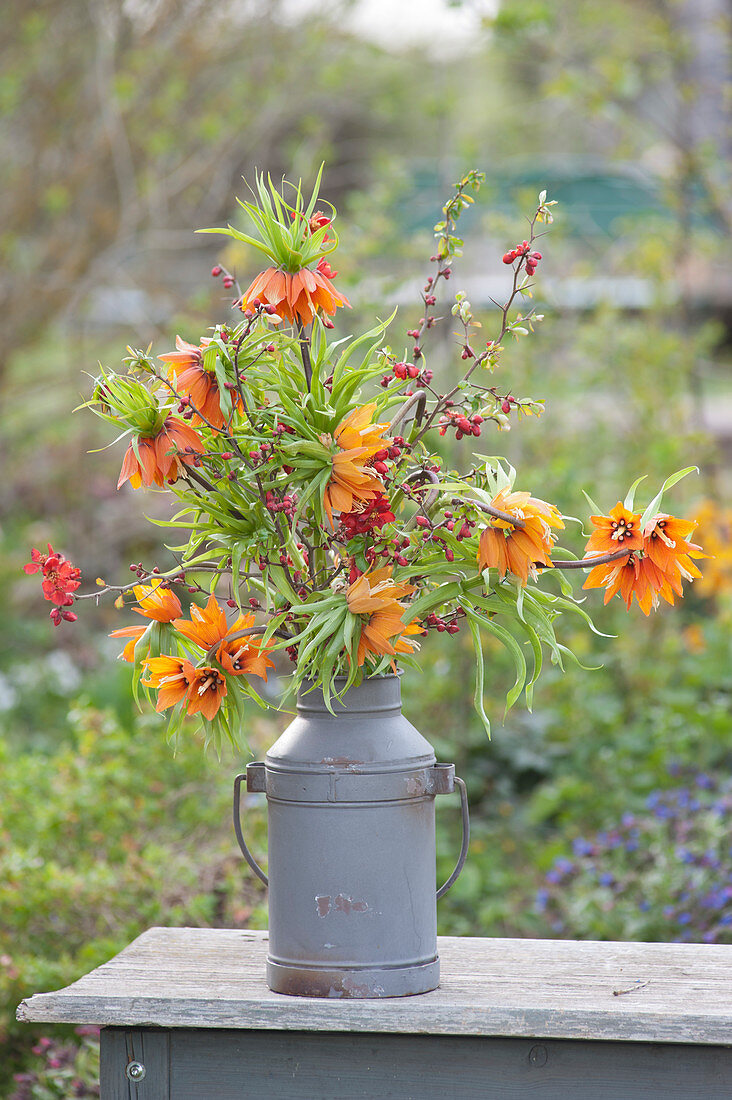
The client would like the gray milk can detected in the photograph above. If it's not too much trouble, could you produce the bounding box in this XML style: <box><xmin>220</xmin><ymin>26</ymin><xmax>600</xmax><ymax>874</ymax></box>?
<box><xmin>234</xmin><ymin>674</ymin><xmax>469</xmax><ymax>998</ymax></box>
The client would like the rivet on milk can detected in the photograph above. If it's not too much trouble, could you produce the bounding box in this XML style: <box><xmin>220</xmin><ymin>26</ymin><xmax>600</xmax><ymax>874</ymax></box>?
<box><xmin>233</xmin><ymin>674</ymin><xmax>469</xmax><ymax>998</ymax></box>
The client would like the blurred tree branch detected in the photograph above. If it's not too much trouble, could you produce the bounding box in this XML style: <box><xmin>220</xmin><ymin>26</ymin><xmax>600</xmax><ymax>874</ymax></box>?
<box><xmin>0</xmin><ymin>0</ymin><xmax>425</xmax><ymax>376</ymax></box>
<box><xmin>487</xmin><ymin>0</ymin><xmax>731</xmax><ymax>234</ymax></box>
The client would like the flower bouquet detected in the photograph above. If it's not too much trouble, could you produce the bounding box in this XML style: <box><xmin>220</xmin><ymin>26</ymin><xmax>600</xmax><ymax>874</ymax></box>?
<box><xmin>27</xmin><ymin>167</ymin><xmax>705</xmax><ymax>750</ymax></box>
<box><xmin>24</xmin><ymin>167</ymin><xmax>709</xmax><ymax>998</ymax></box>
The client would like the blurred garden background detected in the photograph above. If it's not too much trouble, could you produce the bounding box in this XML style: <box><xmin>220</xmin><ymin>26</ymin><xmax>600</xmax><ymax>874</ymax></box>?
<box><xmin>1</xmin><ymin>0</ymin><xmax>731</xmax><ymax>1093</ymax></box>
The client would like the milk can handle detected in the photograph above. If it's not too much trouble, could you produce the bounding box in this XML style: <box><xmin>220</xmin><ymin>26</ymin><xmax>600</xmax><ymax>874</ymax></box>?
<box><xmin>436</xmin><ymin>776</ymin><xmax>470</xmax><ymax>900</ymax></box>
<box><xmin>233</xmin><ymin>769</ymin><xmax>469</xmax><ymax>896</ymax></box>
<box><xmin>233</xmin><ymin>772</ymin><xmax>269</xmax><ymax>887</ymax></box>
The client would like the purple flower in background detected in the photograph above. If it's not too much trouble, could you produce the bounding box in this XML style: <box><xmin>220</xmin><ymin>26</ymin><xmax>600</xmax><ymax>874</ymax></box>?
<box><xmin>539</xmin><ymin>770</ymin><xmax>732</xmax><ymax>944</ymax></box>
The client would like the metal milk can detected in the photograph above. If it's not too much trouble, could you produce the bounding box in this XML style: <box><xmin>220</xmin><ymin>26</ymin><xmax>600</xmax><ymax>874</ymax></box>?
<box><xmin>234</xmin><ymin>674</ymin><xmax>469</xmax><ymax>998</ymax></box>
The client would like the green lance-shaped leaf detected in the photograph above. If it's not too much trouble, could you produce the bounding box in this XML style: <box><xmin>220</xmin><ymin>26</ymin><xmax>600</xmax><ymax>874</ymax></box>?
<box><xmin>469</xmin><ymin>603</ymin><xmax>528</xmax><ymax>712</ymax></box>
<box><xmin>581</xmin><ymin>487</ymin><xmax>603</xmax><ymax>517</ymax></box>
<box><xmin>639</xmin><ymin>466</ymin><xmax>699</xmax><ymax>531</ymax></box>
<box><xmin>213</xmin><ymin>357</ymin><xmax>233</xmax><ymax>421</ymax></box>
<box><xmin>318</xmin><ymin>623</ymin><xmax>355</xmax><ymax>711</ymax></box>
<box><xmin>466</xmin><ymin>611</ymin><xmax>491</xmax><ymax>739</ymax></box>
<box><xmin>297</xmin><ymin>606</ymin><xmax>348</xmax><ymax>670</ymax></box>
<box><xmin>623</xmin><ymin>475</ymin><xmax>647</xmax><ymax>512</ymax></box>
<box><xmin>330</xmin><ymin>310</ymin><xmax>398</xmax><ymax>391</ymax></box>
<box><xmin>195</xmin><ymin>225</ymin><xmax>279</xmax><ymax>265</ymax></box>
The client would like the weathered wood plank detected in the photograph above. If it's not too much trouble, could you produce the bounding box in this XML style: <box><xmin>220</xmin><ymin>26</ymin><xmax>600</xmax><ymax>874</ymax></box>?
<box><xmin>154</xmin><ymin>1029</ymin><xmax>732</xmax><ymax>1099</ymax></box>
<box><xmin>17</xmin><ymin>928</ymin><xmax>732</xmax><ymax>1046</ymax></box>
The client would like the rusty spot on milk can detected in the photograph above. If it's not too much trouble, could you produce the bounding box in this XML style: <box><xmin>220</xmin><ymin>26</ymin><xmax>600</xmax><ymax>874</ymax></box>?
<box><xmin>334</xmin><ymin>893</ymin><xmax>369</xmax><ymax>914</ymax></box>
<box><xmin>315</xmin><ymin>894</ymin><xmax>369</xmax><ymax>917</ymax></box>
<box><xmin>315</xmin><ymin>895</ymin><xmax>332</xmax><ymax>917</ymax></box>
<box><xmin>320</xmin><ymin>756</ymin><xmax>362</xmax><ymax>769</ymax></box>
<box><xmin>277</xmin><ymin>969</ymin><xmax>386</xmax><ymax>998</ymax></box>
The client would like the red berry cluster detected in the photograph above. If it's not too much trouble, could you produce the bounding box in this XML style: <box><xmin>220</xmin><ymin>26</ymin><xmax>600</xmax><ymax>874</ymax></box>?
<box><xmin>438</xmin><ymin>410</ymin><xmax>484</xmax><ymax>439</ymax></box>
<box><xmin>128</xmin><ymin>561</ymin><xmax>175</xmax><ymax>582</ymax></box>
<box><xmin>355</xmin><ymin>530</ymin><xmax>412</xmax><ymax>570</ymax></box>
<box><xmin>380</xmin><ymin>362</ymin><xmax>433</xmax><ymax>388</ymax></box>
<box><xmin>24</xmin><ymin>544</ymin><xmax>81</xmax><ymax>625</ymax></box>
<box><xmin>502</xmin><ymin>242</ymin><xmax>542</xmax><ymax>276</ymax></box>
<box><xmin>418</xmin><ymin>510</ymin><xmax>476</xmax><ymax>542</ymax></box>
<box><xmin>389</xmin><ymin>534</ymin><xmax>412</xmax><ymax>567</ymax></box>
<box><xmin>413</xmin><ymin>506</ymin><xmax>477</xmax><ymax>558</ymax></box>
<box><xmin>429</xmin><ymin>259</ymin><xmax>452</xmax><ymax>277</ymax></box>
<box><xmin>446</xmin><ymin>510</ymin><xmax>475</xmax><ymax>541</ymax></box>
<box><xmin>247</xmin><ymin>423</ymin><xmax>296</xmax><ymax>474</ymax></box>
<box><xmin>265</xmin><ymin>490</ymin><xmax>298</xmax><ymax>518</ymax></box>
<box><xmin>248</xmin><ymin>442</ymin><xmax>273</xmax><ymax>466</ymax></box>
<box><xmin>371</xmin><ymin>437</ymin><xmax>405</xmax><ymax>475</ymax></box>
<box><xmin>415</xmin><ymin>521</ymin><xmax>455</xmax><ymax>563</ymax></box>
<box><xmin>424</xmin><ymin>612</ymin><xmax>461</xmax><ymax>634</ymax></box>
<box><xmin>211</xmin><ymin>264</ymin><xmax>235</xmax><ymax>289</ymax></box>
<box><xmin>242</xmin><ymin>299</ymin><xmax>279</xmax><ymax>319</ymax></box>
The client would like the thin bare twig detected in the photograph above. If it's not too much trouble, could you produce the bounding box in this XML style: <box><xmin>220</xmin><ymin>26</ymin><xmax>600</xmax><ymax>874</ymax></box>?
<box><xmin>469</xmin><ymin>499</ymin><xmax>526</xmax><ymax>530</ymax></box>
<box><xmin>544</xmin><ymin>548</ymin><xmax>633</xmax><ymax>570</ymax></box>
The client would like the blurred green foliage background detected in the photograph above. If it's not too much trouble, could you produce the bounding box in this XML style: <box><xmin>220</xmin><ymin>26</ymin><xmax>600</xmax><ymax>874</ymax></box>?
<box><xmin>2</xmin><ymin>0</ymin><xmax>731</xmax><ymax>1093</ymax></box>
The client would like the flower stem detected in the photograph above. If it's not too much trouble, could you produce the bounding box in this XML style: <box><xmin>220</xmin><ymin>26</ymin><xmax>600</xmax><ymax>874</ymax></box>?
<box><xmin>296</xmin><ymin>319</ymin><xmax>313</xmax><ymax>390</ymax></box>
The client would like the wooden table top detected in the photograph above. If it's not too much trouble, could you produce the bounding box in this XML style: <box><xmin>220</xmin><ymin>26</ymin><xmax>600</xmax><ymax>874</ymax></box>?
<box><xmin>16</xmin><ymin>927</ymin><xmax>732</xmax><ymax>1045</ymax></box>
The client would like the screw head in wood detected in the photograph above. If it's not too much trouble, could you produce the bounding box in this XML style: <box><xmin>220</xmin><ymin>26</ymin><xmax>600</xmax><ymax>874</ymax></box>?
<box><xmin>126</xmin><ymin>1060</ymin><xmax>146</xmax><ymax>1081</ymax></box>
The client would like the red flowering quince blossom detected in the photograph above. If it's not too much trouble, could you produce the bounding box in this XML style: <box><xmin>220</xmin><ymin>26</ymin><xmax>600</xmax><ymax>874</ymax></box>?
<box><xmin>25</xmin><ymin>544</ymin><xmax>81</xmax><ymax>624</ymax></box>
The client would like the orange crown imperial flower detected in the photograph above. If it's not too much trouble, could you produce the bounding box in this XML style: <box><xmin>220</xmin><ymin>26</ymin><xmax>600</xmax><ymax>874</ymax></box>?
<box><xmin>185</xmin><ymin>666</ymin><xmax>228</xmax><ymax>721</ymax></box>
<box><xmin>158</xmin><ymin>336</ymin><xmax>242</xmax><ymax>430</ymax></box>
<box><xmin>323</xmin><ymin>404</ymin><xmax>391</xmax><ymax>526</ymax></box>
<box><xmin>173</xmin><ymin>592</ymin><xmax>232</xmax><ymax>650</ymax></box>
<box><xmin>583</xmin><ymin>510</ymin><xmax>705</xmax><ymax>614</ymax></box>
<box><xmin>157</xmin><ymin>335</ymin><xmax>209</xmax><ymax>371</ymax></box>
<box><xmin>584</xmin><ymin>502</ymin><xmax>643</xmax><ymax>557</ymax></box>
<box><xmin>478</xmin><ymin>488</ymin><xmax>564</xmax><ymax>586</ymax></box>
<box><xmin>142</xmin><ymin>656</ymin><xmax>197</xmax><ymax>713</ymax></box>
<box><xmin>142</xmin><ymin>656</ymin><xmax>228</xmax><ymax>721</ymax></box>
<box><xmin>642</xmin><ymin>513</ymin><xmax>704</xmax><ymax>578</ymax></box>
<box><xmin>201</xmin><ymin>168</ymin><xmax>349</xmax><ymax>327</ymax></box>
<box><xmin>239</xmin><ymin>264</ymin><xmax>350</xmax><ymax>327</ymax></box>
<box><xmin>117</xmin><ymin>417</ymin><xmax>203</xmax><ymax>490</ymax></box>
<box><xmin>109</xmin><ymin>583</ymin><xmax>182</xmax><ymax>662</ymax></box>
<box><xmin>346</xmin><ymin>567</ymin><xmax>422</xmax><ymax>666</ymax></box>
<box><xmin>583</xmin><ymin>553</ymin><xmax>665</xmax><ymax>615</ymax></box>
<box><xmin>173</xmin><ymin>594</ymin><xmax>274</xmax><ymax>680</ymax></box>
<box><xmin>334</xmin><ymin>404</ymin><xmax>391</xmax><ymax>454</ymax></box>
